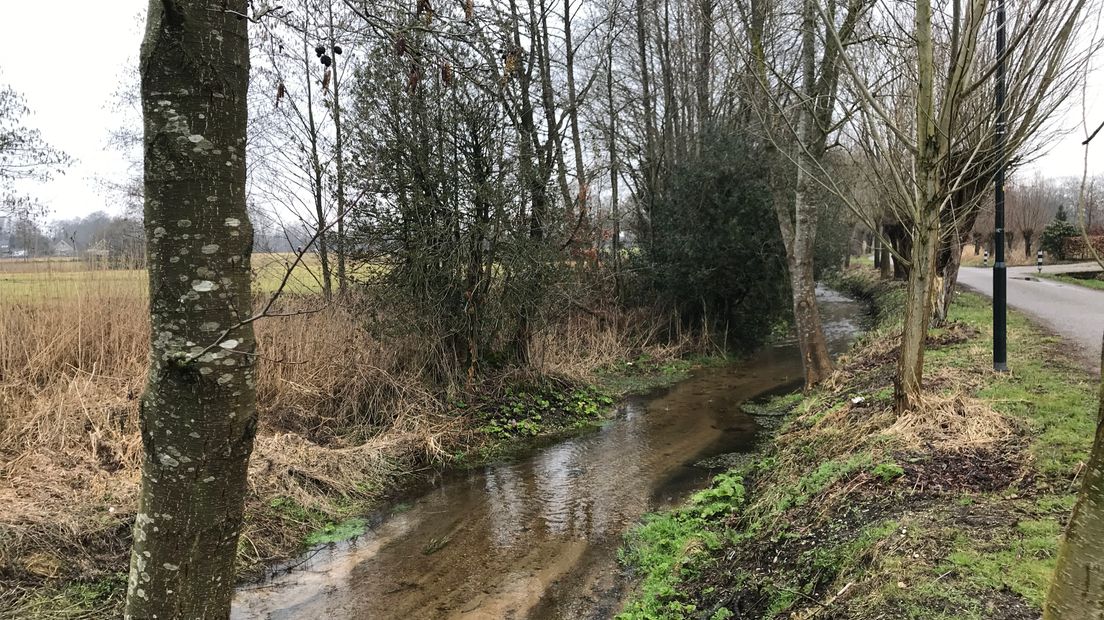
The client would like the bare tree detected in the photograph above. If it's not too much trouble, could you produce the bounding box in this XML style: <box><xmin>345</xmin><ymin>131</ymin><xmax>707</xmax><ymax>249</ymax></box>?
<box><xmin>1008</xmin><ymin>174</ymin><xmax>1059</xmax><ymax>257</ymax></box>
<box><xmin>738</xmin><ymin>0</ymin><xmax>871</xmax><ymax>389</ymax></box>
<box><xmin>126</xmin><ymin>0</ymin><xmax>255</xmax><ymax>617</ymax></box>
<box><xmin>815</xmin><ymin>0</ymin><xmax>1098</xmax><ymax>411</ymax></box>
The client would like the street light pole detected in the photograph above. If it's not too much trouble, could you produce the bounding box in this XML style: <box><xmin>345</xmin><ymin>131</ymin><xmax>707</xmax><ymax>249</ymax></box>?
<box><xmin>993</xmin><ymin>0</ymin><xmax>1009</xmax><ymax>372</ymax></box>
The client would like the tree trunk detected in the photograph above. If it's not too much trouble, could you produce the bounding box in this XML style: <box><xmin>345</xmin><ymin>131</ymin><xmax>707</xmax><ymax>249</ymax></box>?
<box><xmin>880</xmin><ymin>226</ymin><xmax>894</xmax><ymax>280</ymax></box>
<box><xmin>895</xmin><ymin>217</ymin><xmax>940</xmax><ymax>412</ymax></box>
<box><xmin>771</xmin><ymin>156</ymin><xmax>833</xmax><ymax>388</ymax></box>
<box><xmin>1045</xmin><ymin>337</ymin><xmax>1104</xmax><ymax>619</ymax></box>
<box><xmin>509</xmin><ymin>0</ymin><xmax>549</xmax><ymax>364</ymax></box>
<box><xmin>896</xmin><ymin>0</ymin><xmax>938</xmax><ymax>413</ymax></box>
<box><xmin>543</xmin><ymin>0</ymin><xmax>573</xmax><ymax>227</ymax></box>
<box><xmin>659</xmin><ymin>0</ymin><xmax>678</xmax><ymax>160</ymax></box>
<box><xmin>789</xmin><ymin>239</ymin><xmax>834</xmax><ymax>387</ymax></box>
<box><xmin>127</xmin><ymin>2</ymin><xmax>255</xmax><ymax>617</ymax></box>
<box><xmin>1024</xmin><ymin>231</ymin><xmax>1034</xmax><ymax>257</ymax></box>
<box><xmin>606</xmin><ymin>20</ymin><xmax>621</xmax><ymax>297</ymax></box>
<box><xmin>564</xmin><ymin>0</ymin><xmax>587</xmax><ymax>215</ymax></box>
<box><xmin>935</xmin><ymin>236</ymin><xmax>964</xmax><ymax>326</ymax></box>
<box><xmin>329</xmin><ymin>0</ymin><xmax>348</xmax><ymax>297</ymax></box>
<box><xmin>635</xmin><ymin>0</ymin><xmax>658</xmax><ymax>244</ymax></box>
<box><xmin>753</xmin><ymin>0</ymin><xmax>836</xmax><ymax>391</ymax></box>
<box><xmin>888</xmin><ymin>224</ymin><xmax>911</xmax><ymax>280</ymax></box>
<box><xmin>788</xmin><ymin>142</ymin><xmax>833</xmax><ymax>386</ymax></box>
<box><xmin>696</xmin><ymin>0</ymin><xmax>713</xmax><ymax>136</ymax></box>
<box><xmin>303</xmin><ymin>20</ymin><xmax>332</xmax><ymax>300</ymax></box>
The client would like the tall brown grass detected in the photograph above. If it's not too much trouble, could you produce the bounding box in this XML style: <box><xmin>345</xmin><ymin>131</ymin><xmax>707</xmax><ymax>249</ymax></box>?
<box><xmin>0</xmin><ymin>259</ymin><xmax>686</xmax><ymax>606</ymax></box>
<box><xmin>0</xmin><ymin>265</ymin><xmax>445</xmax><ymax>585</ymax></box>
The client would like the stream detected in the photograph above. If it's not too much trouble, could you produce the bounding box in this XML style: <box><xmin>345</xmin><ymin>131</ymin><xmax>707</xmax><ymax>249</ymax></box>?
<box><xmin>232</xmin><ymin>286</ymin><xmax>864</xmax><ymax>620</ymax></box>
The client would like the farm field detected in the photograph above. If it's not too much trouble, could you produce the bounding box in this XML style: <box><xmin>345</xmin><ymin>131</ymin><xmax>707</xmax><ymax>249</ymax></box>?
<box><xmin>0</xmin><ymin>253</ymin><xmax>339</xmax><ymax>303</ymax></box>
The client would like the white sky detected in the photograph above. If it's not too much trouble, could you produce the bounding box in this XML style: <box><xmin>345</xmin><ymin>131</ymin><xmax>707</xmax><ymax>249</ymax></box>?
<box><xmin>0</xmin><ymin>1</ymin><xmax>1101</xmax><ymax>221</ymax></box>
<box><xmin>0</xmin><ymin>1</ymin><xmax>146</xmax><ymax>220</ymax></box>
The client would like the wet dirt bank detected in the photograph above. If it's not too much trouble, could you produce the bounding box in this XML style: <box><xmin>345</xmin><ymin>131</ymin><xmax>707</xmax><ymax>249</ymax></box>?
<box><xmin>232</xmin><ymin>287</ymin><xmax>863</xmax><ymax>620</ymax></box>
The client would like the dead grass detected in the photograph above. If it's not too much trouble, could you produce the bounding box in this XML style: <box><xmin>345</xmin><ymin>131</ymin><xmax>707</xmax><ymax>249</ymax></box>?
<box><xmin>884</xmin><ymin>393</ymin><xmax>1014</xmax><ymax>451</ymax></box>
<box><xmin>537</xmin><ymin>307</ymin><xmax>692</xmax><ymax>379</ymax></box>
<box><xmin>959</xmin><ymin>244</ymin><xmax>1039</xmax><ymax>268</ymax></box>
<box><xmin>0</xmin><ymin>262</ymin><xmax>688</xmax><ymax>616</ymax></box>
<box><xmin>0</xmin><ymin>290</ymin><xmax>437</xmax><ymax>575</ymax></box>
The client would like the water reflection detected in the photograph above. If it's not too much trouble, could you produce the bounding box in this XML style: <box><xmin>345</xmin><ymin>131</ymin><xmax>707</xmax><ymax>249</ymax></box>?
<box><xmin>232</xmin><ymin>289</ymin><xmax>864</xmax><ymax>620</ymax></box>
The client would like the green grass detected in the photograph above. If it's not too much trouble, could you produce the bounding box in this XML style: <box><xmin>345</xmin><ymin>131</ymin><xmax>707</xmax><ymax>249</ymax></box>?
<box><xmin>852</xmin><ymin>254</ymin><xmax>875</xmax><ymax>268</ymax></box>
<box><xmin>617</xmin><ymin>472</ymin><xmax>746</xmax><ymax>620</ymax></box>
<box><xmin>305</xmin><ymin>517</ymin><xmax>369</xmax><ymax>546</ymax></box>
<box><xmin>944</xmin><ymin>291</ymin><xmax>1099</xmax><ymax>474</ymax></box>
<box><xmin>616</xmin><ymin>268</ymin><xmax>1100</xmax><ymax>619</ymax></box>
<box><xmin>471</xmin><ymin>383</ymin><xmax>615</xmax><ymax>440</ymax></box>
<box><xmin>598</xmin><ymin>354</ymin><xmax>731</xmax><ymax>395</ymax></box>
<box><xmin>1038</xmin><ymin>272</ymin><xmax>1104</xmax><ymax>291</ymax></box>
<box><xmin>0</xmin><ymin>269</ymin><xmax>146</xmax><ymax>302</ymax></box>
<box><xmin>3</xmin><ymin>573</ymin><xmax>128</xmax><ymax>619</ymax></box>
<box><xmin>941</xmin><ymin>518</ymin><xmax>1062</xmax><ymax>607</ymax></box>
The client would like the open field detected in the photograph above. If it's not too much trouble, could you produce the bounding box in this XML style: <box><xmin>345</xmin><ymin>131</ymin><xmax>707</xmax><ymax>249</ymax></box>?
<box><xmin>0</xmin><ymin>253</ymin><xmax>351</xmax><ymax>303</ymax></box>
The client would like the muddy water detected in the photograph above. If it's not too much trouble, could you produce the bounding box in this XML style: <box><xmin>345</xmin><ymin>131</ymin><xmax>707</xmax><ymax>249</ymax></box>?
<box><xmin>232</xmin><ymin>287</ymin><xmax>863</xmax><ymax>620</ymax></box>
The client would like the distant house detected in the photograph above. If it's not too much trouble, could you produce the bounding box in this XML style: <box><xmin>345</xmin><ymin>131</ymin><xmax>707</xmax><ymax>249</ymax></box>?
<box><xmin>0</xmin><ymin>215</ymin><xmax>10</xmax><ymax>254</ymax></box>
<box><xmin>86</xmin><ymin>239</ymin><xmax>110</xmax><ymax>259</ymax></box>
<box><xmin>53</xmin><ymin>239</ymin><xmax>75</xmax><ymax>257</ymax></box>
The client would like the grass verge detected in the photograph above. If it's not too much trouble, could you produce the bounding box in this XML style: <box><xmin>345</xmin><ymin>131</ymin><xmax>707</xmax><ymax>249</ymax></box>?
<box><xmin>617</xmin><ymin>267</ymin><xmax>1099</xmax><ymax>620</ymax></box>
<box><xmin>1038</xmin><ymin>272</ymin><xmax>1104</xmax><ymax>291</ymax></box>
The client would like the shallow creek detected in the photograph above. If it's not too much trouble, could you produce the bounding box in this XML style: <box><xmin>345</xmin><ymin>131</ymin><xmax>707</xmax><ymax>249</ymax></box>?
<box><xmin>232</xmin><ymin>286</ymin><xmax>863</xmax><ymax>620</ymax></box>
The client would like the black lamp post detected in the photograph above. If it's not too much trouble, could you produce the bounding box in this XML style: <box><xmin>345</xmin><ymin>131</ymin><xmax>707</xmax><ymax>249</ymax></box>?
<box><xmin>993</xmin><ymin>0</ymin><xmax>1009</xmax><ymax>372</ymax></box>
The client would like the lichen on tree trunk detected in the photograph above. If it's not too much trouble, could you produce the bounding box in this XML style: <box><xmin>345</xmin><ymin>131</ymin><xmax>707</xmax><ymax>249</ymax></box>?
<box><xmin>126</xmin><ymin>1</ymin><xmax>255</xmax><ymax>617</ymax></box>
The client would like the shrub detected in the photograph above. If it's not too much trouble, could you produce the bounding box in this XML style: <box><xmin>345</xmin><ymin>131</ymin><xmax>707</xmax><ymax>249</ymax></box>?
<box><xmin>1041</xmin><ymin>206</ymin><xmax>1079</xmax><ymax>260</ymax></box>
<box><xmin>641</xmin><ymin>131</ymin><xmax>790</xmax><ymax>351</ymax></box>
<box><xmin>1062</xmin><ymin>235</ymin><xmax>1104</xmax><ymax>261</ymax></box>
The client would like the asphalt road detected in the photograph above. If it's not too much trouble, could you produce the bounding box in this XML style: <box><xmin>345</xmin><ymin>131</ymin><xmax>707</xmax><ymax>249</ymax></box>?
<box><xmin>957</xmin><ymin>263</ymin><xmax>1103</xmax><ymax>371</ymax></box>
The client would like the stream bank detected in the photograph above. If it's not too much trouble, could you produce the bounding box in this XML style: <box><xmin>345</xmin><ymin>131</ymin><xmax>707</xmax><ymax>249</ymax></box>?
<box><xmin>229</xmin><ymin>289</ymin><xmax>866</xmax><ymax>619</ymax></box>
<box><xmin>618</xmin><ymin>268</ymin><xmax>1099</xmax><ymax>619</ymax></box>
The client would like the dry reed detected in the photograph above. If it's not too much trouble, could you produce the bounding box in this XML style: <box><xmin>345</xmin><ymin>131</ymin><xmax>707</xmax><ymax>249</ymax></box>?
<box><xmin>0</xmin><ymin>258</ymin><xmax>678</xmax><ymax>595</ymax></box>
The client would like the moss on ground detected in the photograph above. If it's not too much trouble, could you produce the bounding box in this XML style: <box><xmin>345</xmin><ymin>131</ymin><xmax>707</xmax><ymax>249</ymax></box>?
<box><xmin>598</xmin><ymin>354</ymin><xmax>732</xmax><ymax>395</ymax></box>
<box><xmin>617</xmin><ymin>267</ymin><xmax>1098</xmax><ymax>619</ymax></box>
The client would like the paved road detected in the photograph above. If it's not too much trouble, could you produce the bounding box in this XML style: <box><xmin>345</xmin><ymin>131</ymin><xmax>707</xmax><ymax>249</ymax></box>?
<box><xmin>957</xmin><ymin>263</ymin><xmax>1103</xmax><ymax>371</ymax></box>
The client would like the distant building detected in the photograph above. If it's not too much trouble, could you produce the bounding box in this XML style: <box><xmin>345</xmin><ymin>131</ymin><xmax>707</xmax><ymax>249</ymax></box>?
<box><xmin>0</xmin><ymin>215</ymin><xmax>10</xmax><ymax>254</ymax></box>
<box><xmin>53</xmin><ymin>239</ymin><xmax>75</xmax><ymax>257</ymax></box>
<box><xmin>86</xmin><ymin>239</ymin><xmax>110</xmax><ymax>258</ymax></box>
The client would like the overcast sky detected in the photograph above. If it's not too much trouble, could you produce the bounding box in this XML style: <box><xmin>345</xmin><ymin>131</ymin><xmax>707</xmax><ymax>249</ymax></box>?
<box><xmin>1</xmin><ymin>1</ymin><xmax>145</xmax><ymax>221</ymax></box>
<box><xmin>0</xmin><ymin>1</ymin><xmax>1102</xmax><ymax>222</ymax></box>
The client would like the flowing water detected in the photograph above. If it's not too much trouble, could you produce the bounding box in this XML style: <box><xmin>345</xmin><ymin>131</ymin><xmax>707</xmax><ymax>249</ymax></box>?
<box><xmin>232</xmin><ymin>287</ymin><xmax>863</xmax><ymax>620</ymax></box>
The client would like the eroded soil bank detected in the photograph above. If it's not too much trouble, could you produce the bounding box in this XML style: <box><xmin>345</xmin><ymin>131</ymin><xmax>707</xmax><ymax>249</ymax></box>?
<box><xmin>231</xmin><ymin>289</ymin><xmax>865</xmax><ymax>619</ymax></box>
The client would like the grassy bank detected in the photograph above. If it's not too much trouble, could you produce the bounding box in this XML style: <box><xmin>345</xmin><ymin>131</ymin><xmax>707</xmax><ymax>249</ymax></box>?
<box><xmin>1039</xmin><ymin>271</ymin><xmax>1104</xmax><ymax>291</ymax></box>
<box><xmin>4</xmin><ymin>353</ymin><xmax>713</xmax><ymax>620</ymax></box>
<box><xmin>618</xmin><ymin>267</ymin><xmax>1099</xmax><ymax>619</ymax></box>
<box><xmin>0</xmin><ymin>259</ymin><xmax>725</xmax><ymax>618</ymax></box>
